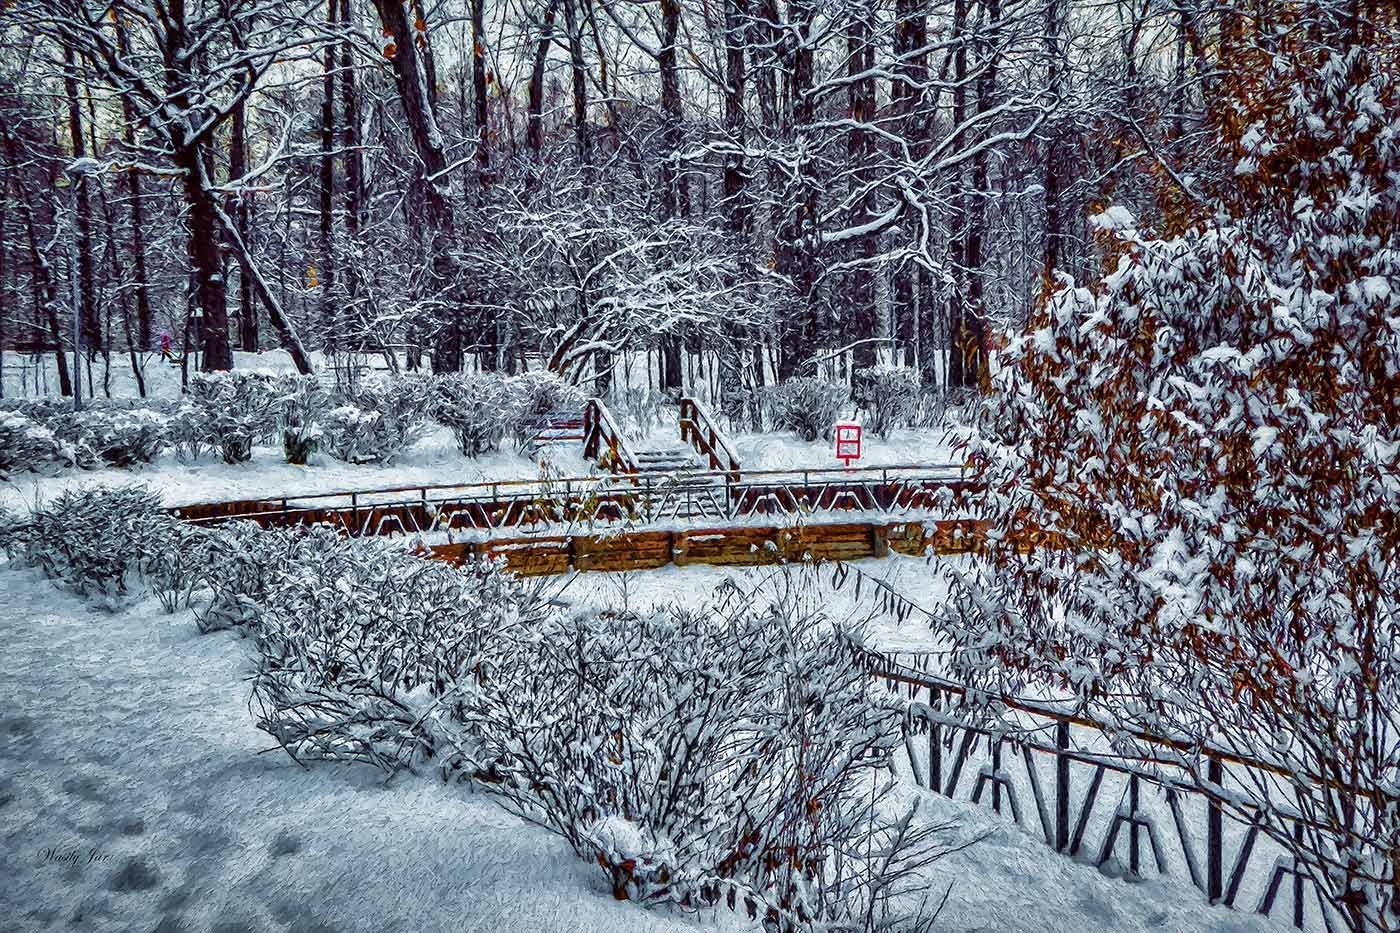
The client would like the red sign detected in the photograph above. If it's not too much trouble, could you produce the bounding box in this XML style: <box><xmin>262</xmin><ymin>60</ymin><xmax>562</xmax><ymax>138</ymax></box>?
<box><xmin>834</xmin><ymin>421</ymin><xmax>862</xmax><ymax>467</ymax></box>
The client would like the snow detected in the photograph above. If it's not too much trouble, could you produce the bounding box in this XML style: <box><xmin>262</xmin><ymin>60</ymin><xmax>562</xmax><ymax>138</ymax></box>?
<box><xmin>0</xmin><ymin>568</ymin><xmax>738</xmax><ymax>933</ymax></box>
<box><xmin>0</xmin><ymin>564</ymin><xmax>1285</xmax><ymax>932</ymax></box>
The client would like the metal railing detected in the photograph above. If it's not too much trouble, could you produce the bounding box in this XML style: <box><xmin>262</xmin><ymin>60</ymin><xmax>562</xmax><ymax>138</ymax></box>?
<box><xmin>848</xmin><ymin>641</ymin><xmax>1377</xmax><ymax>931</ymax></box>
<box><xmin>170</xmin><ymin>463</ymin><xmax>971</xmax><ymax>535</ymax></box>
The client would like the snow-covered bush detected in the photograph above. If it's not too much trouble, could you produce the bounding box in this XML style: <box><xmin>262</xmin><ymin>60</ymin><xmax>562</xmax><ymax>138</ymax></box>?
<box><xmin>194</xmin><ymin>521</ymin><xmax>313</xmax><ymax>633</ymax></box>
<box><xmin>321</xmin><ymin>378</ymin><xmax>431</xmax><ymax>464</ymax></box>
<box><xmin>49</xmin><ymin>408</ymin><xmax>167</xmax><ymax>467</ymax></box>
<box><xmin>271</xmin><ymin>376</ymin><xmax>327</xmax><ymax>465</ymax></box>
<box><xmin>852</xmin><ymin>365</ymin><xmax>919</xmax><ymax>437</ymax></box>
<box><xmin>470</xmin><ymin>596</ymin><xmax>933</xmax><ymax>926</ymax></box>
<box><xmin>15</xmin><ymin>486</ymin><xmax>181</xmax><ymax>607</ymax></box>
<box><xmin>940</xmin><ymin>29</ymin><xmax>1400</xmax><ymax>929</ymax></box>
<box><xmin>186</xmin><ymin>371</ymin><xmax>278</xmax><ymax>463</ymax></box>
<box><xmin>430</xmin><ymin>373</ymin><xmax>521</xmax><ymax>456</ymax></box>
<box><xmin>765</xmin><ymin>376</ymin><xmax>848</xmax><ymax>441</ymax></box>
<box><xmin>162</xmin><ymin>401</ymin><xmax>206</xmax><ymax>463</ymax></box>
<box><xmin>248</xmin><ymin>531</ymin><xmax>536</xmax><ymax>770</ymax></box>
<box><xmin>0</xmin><ymin>412</ymin><xmax>78</xmax><ymax>479</ymax></box>
<box><xmin>508</xmin><ymin>370</ymin><xmax>585</xmax><ymax>444</ymax></box>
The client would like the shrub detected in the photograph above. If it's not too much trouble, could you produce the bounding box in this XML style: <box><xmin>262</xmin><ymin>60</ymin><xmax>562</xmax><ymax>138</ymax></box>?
<box><xmin>469</xmin><ymin>599</ymin><xmax>936</xmax><ymax>926</ymax></box>
<box><xmin>766</xmin><ymin>376</ymin><xmax>849</xmax><ymax>441</ymax></box>
<box><xmin>0</xmin><ymin>412</ymin><xmax>79</xmax><ymax>479</ymax></box>
<box><xmin>508</xmin><ymin>370</ymin><xmax>585</xmax><ymax>444</ymax></box>
<box><xmin>49</xmin><ymin>408</ymin><xmax>166</xmax><ymax>467</ymax></box>
<box><xmin>166</xmin><ymin>400</ymin><xmax>212</xmax><ymax>463</ymax></box>
<box><xmin>187</xmin><ymin>372</ymin><xmax>278</xmax><ymax>463</ymax></box>
<box><xmin>430</xmin><ymin>373</ymin><xmax>520</xmax><ymax>457</ymax></box>
<box><xmin>272</xmin><ymin>376</ymin><xmax>327</xmax><ymax>465</ymax></box>
<box><xmin>322</xmin><ymin>378</ymin><xmax>431</xmax><ymax>464</ymax></box>
<box><xmin>248</xmin><ymin>532</ymin><xmax>536</xmax><ymax>770</ymax></box>
<box><xmin>14</xmin><ymin>485</ymin><xmax>181</xmax><ymax>607</ymax></box>
<box><xmin>852</xmin><ymin>365</ymin><xmax>920</xmax><ymax>438</ymax></box>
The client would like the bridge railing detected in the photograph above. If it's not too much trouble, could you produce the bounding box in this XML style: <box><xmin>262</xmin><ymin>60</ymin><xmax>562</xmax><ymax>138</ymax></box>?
<box><xmin>582</xmin><ymin>397</ymin><xmax>641</xmax><ymax>475</ymax></box>
<box><xmin>169</xmin><ymin>462</ymin><xmax>971</xmax><ymax>534</ymax></box>
<box><xmin>678</xmin><ymin>395</ymin><xmax>742</xmax><ymax>482</ymax></box>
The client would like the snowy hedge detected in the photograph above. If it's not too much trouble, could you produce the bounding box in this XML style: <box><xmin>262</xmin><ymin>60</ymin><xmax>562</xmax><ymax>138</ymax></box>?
<box><xmin>765</xmin><ymin>376</ymin><xmax>849</xmax><ymax>441</ymax></box>
<box><xmin>321</xmin><ymin>378</ymin><xmax>432</xmax><ymax>464</ymax></box>
<box><xmin>271</xmin><ymin>375</ymin><xmax>327</xmax><ymax>465</ymax></box>
<box><xmin>48</xmin><ymin>408</ymin><xmax>167</xmax><ymax>467</ymax></box>
<box><xmin>430</xmin><ymin>373</ymin><xmax>521</xmax><ymax>456</ymax></box>
<box><xmin>247</xmin><ymin>528</ymin><xmax>535</xmax><ymax>769</ymax></box>
<box><xmin>0</xmin><ymin>412</ymin><xmax>79</xmax><ymax>479</ymax></box>
<box><xmin>852</xmin><ymin>365</ymin><xmax>919</xmax><ymax>437</ymax></box>
<box><xmin>186</xmin><ymin>371</ymin><xmax>279</xmax><ymax>463</ymax></box>
<box><xmin>10</xmin><ymin>486</ymin><xmax>184</xmax><ymax>607</ymax></box>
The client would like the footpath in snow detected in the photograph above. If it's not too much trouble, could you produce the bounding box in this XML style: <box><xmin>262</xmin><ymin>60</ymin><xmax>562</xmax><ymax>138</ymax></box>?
<box><xmin>1</xmin><ymin>564</ymin><xmax>1281</xmax><ymax>932</ymax></box>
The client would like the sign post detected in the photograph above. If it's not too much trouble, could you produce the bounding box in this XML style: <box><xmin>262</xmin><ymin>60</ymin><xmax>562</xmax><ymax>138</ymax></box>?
<box><xmin>834</xmin><ymin>421</ymin><xmax>862</xmax><ymax>468</ymax></box>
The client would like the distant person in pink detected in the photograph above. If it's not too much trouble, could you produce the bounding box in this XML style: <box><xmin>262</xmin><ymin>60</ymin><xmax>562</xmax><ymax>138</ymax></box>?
<box><xmin>158</xmin><ymin>329</ymin><xmax>173</xmax><ymax>361</ymax></box>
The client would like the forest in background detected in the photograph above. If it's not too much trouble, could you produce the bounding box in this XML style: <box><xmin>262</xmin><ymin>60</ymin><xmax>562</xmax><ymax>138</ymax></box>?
<box><xmin>0</xmin><ymin>0</ymin><xmax>1394</xmax><ymax>405</ymax></box>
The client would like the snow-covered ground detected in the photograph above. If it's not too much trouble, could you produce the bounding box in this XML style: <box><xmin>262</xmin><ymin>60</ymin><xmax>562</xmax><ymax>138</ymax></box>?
<box><xmin>1</xmin><ymin>563</ymin><xmax>1283</xmax><ymax>932</ymax></box>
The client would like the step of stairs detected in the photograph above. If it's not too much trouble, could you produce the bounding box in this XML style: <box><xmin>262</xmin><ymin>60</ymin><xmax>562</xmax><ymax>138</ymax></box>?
<box><xmin>633</xmin><ymin>447</ymin><xmax>701</xmax><ymax>473</ymax></box>
<box><xmin>524</xmin><ymin>409</ymin><xmax>585</xmax><ymax>457</ymax></box>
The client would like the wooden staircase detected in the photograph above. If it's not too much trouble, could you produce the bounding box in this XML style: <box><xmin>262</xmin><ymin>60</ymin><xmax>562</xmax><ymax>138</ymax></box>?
<box><xmin>569</xmin><ymin>396</ymin><xmax>742</xmax><ymax>481</ymax></box>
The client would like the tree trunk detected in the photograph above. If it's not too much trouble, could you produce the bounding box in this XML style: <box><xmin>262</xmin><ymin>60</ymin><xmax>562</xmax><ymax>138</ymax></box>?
<box><xmin>945</xmin><ymin>0</ymin><xmax>969</xmax><ymax>390</ymax></box>
<box><xmin>319</xmin><ymin>0</ymin><xmax>338</xmax><ymax>348</ymax></box>
<box><xmin>176</xmin><ymin>144</ymin><xmax>234</xmax><ymax>371</ymax></box>
<box><xmin>892</xmin><ymin>0</ymin><xmax>928</xmax><ymax>370</ymax></box>
<box><xmin>371</xmin><ymin>0</ymin><xmax>460</xmax><ymax>372</ymax></box>
<box><xmin>1043</xmin><ymin>0</ymin><xmax>1065</xmax><ymax>283</ymax></box>
<box><xmin>2</xmin><ymin>128</ymin><xmax>72</xmax><ymax>396</ymax></box>
<box><xmin>658</xmin><ymin>0</ymin><xmax>689</xmax><ymax>217</ymax></box>
<box><xmin>340</xmin><ymin>0</ymin><xmax>363</xmax><ymax>237</ymax></box>
<box><xmin>722</xmin><ymin>0</ymin><xmax>748</xmax><ymax>235</ymax></box>
<box><xmin>962</xmin><ymin>0</ymin><xmax>999</xmax><ymax>391</ymax></box>
<box><xmin>113</xmin><ymin>19</ymin><xmax>155</xmax><ymax>351</ymax></box>
<box><xmin>562</xmin><ymin>0</ymin><xmax>591</xmax><ymax>166</ymax></box>
<box><xmin>847</xmin><ymin>8</ymin><xmax>878</xmax><ymax>370</ymax></box>
<box><xmin>525</xmin><ymin>0</ymin><xmax>558</xmax><ymax>191</ymax></box>
<box><xmin>229</xmin><ymin>99</ymin><xmax>259</xmax><ymax>352</ymax></box>
<box><xmin>61</xmin><ymin>45</ymin><xmax>99</xmax><ymax>354</ymax></box>
<box><xmin>775</xmin><ymin>0</ymin><xmax>818</xmax><ymax>381</ymax></box>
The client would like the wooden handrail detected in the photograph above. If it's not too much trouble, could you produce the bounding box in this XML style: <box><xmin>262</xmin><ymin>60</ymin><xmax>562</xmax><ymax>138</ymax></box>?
<box><xmin>679</xmin><ymin>396</ymin><xmax>742</xmax><ymax>482</ymax></box>
<box><xmin>582</xmin><ymin>397</ymin><xmax>641</xmax><ymax>475</ymax></box>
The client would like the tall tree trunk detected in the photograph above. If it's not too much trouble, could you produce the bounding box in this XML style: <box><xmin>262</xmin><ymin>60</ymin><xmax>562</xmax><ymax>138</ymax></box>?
<box><xmin>470</xmin><ymin>0</ymin><xmax>499</xmax><ymax>371</ymax></box>
<box><xmin>2</xmin><ymin>128</ymin><xmax>72</xmax><ymax>396</ymax></box>
<box><xmin>1043</xmin><ymin>0</ymin><xmax>1065</xmax><ymax>283</ymax></box>
<box><xmin>562</xmin><ymin>0</ymin><xmax>591</xmax><ymax>166</ymax></box>
<box><xmin>658</xmin><ymin>0</ymin><xmax>689</xmax><ymax>217</ymax></box>
<box><xmin>525</xmin><ymin>0</ymin><xmax>558</xmax><ymax>191</ymax></box>
<box><xmin>61</xmin><ymin>45</ymin><xmax>99</xmax><ymax>355</ymax></box>
<box><xmin>177</xmin><ymin>144</ymin><xmax>233</xmax><ymax>371</ymax></box>
<box><xmin>371</xmin><ymin>0</ymin><xmax>460</xmax><ymax>372</ymax></box>
<box><xmin>113</xmin><ymin>18</ymin><xmax>155</xmax><ymax>351</ymax></box>
<box><xmin>319</xmin><ymin>0</ymin><xmax>338</xmax><ymax>349</ymax></box>
<box><xmin>893</xmin><ymin>0</ymin><xmax>928</xmax><ymax>371</ymax></box>
<box><xmin>229</xmin><ymin>99</ymin><xmax>259</xmax><ymax>352</ymax></box>
<box><xmin>340</xmin><ymin>0</ymin><xmax>363</xmax><ymax>237</ymax></box>
<box><xmin>847</xmin><ymin>7</ymin><xmax>878</xmax><ymax>370</ymax></box>
<box><xmin>945</xmin><ymin>0</ymin><xmax>969</xmax><ymax>390</ymax></box>
<box><xmin>776</xmin><ymin>0</ymin><xmax>818</xmax><ymax>381</ymax></box>
<box><xmin>722</xmin><ymin>0</ymin><xmax>748</xmax><ymax>235</ymax></box>
<box><xmin>963</xmin><ymin>0</ymin><xmax>1000</xmax><ymax>391</ymax></box>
